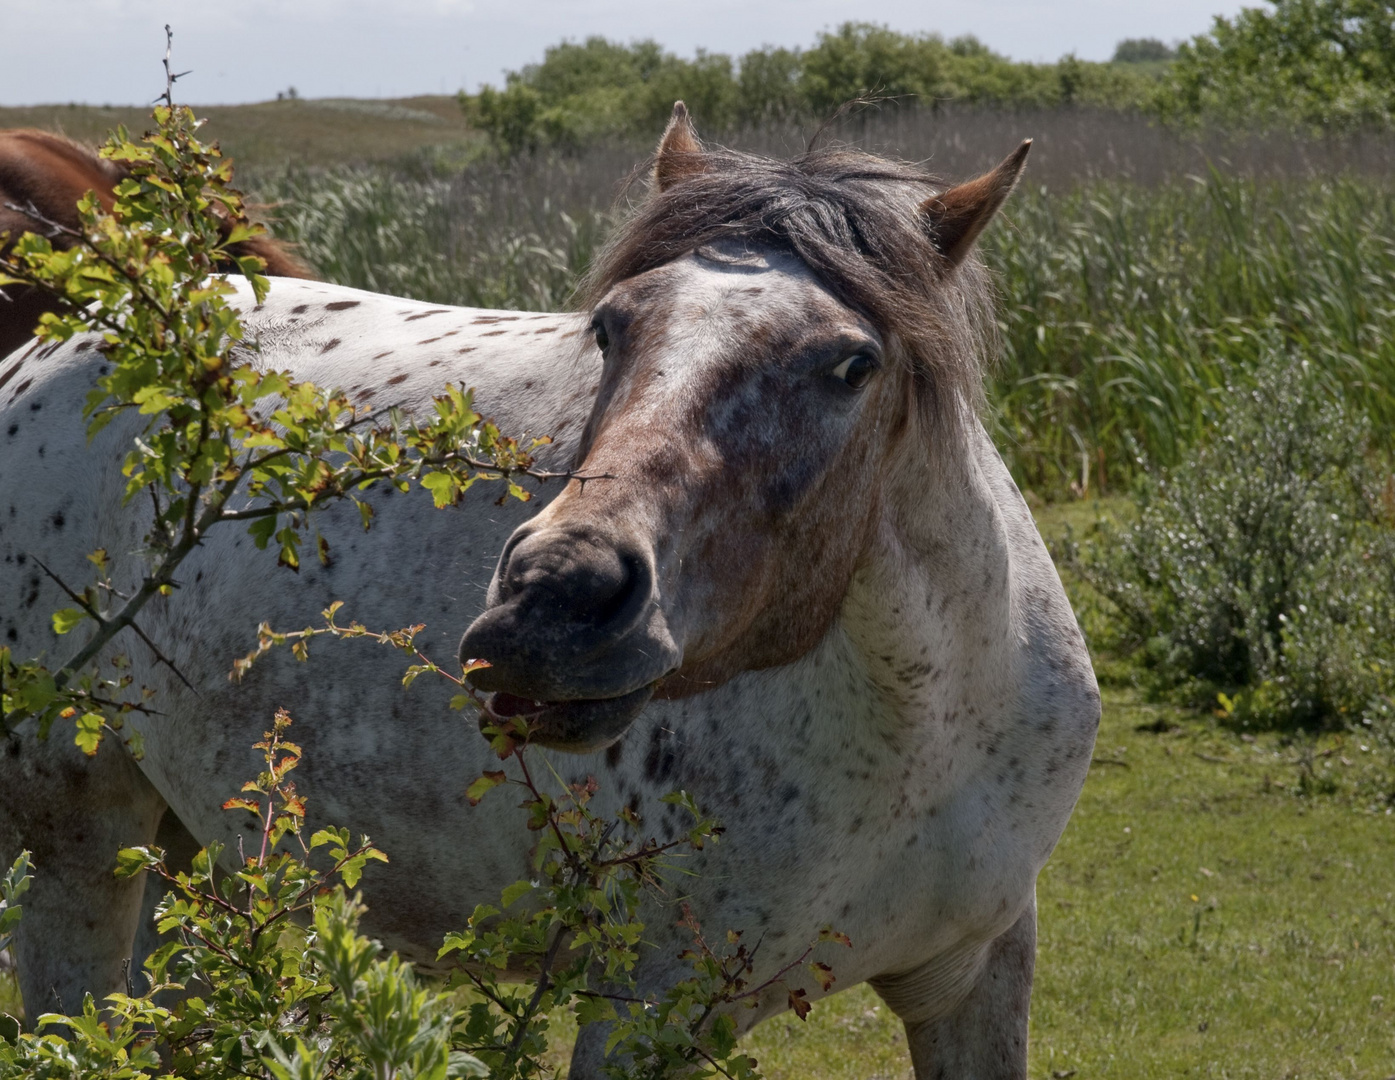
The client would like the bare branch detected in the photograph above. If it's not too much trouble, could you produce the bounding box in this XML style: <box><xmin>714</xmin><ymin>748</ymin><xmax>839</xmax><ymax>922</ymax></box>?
<box><xmin>29</xmin><ymin>555</ymin><xmax>106</xmax><ymax>627</ymax></box>
<box><xmin>157</xmin><ymin>25</ymin><xmax>192</xmax><ymax>109</ymax></box>
<box><xmin>126</xmin><ymin>618</ymin><xmax>200</xmax><ymax>696</ymax></box>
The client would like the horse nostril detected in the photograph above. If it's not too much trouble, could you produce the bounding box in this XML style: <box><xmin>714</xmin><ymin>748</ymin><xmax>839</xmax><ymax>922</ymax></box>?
<box><xmin>499</xmin><ymin>530</ymin><xmax>651</xmax><ymax>633</ymax></box>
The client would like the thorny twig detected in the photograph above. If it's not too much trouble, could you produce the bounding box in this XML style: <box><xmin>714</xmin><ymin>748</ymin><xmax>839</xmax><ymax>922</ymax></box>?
<box><xmin>157</xmin><ymin>25</ymin><xmax>193</xmax><ymax>109</ymax></box>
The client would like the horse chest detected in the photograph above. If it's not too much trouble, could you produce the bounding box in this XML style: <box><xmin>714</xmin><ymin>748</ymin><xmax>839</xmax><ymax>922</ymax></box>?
<box><xmin>580</xmin><ymin>652</ymin><xmax>1069</xmax><ymax>989</ymax></box>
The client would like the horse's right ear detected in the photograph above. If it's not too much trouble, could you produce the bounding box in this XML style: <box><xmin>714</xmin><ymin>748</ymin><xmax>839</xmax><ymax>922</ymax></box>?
<box><xmin>920</xmin><ymin>139</ymin><xmax>1032</xmax><ymax>268</ymax></box>
<box><xmin>653</xmin><ymin>101</ymin><xmax>709</xmax><ymax>191</ymax></box>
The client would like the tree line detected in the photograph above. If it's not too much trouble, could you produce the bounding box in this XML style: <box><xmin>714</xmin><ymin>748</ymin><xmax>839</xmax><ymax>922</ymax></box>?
<box><xmin>460</xmin><ymin>3</ymin><xmax>1395</xmax><ymax>154</ymax></box>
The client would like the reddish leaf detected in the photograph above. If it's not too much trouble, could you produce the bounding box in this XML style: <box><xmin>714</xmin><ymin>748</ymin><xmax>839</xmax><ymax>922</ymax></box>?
<box><xmin>466</xmin><ymin>770</ymin><xmax>507</xmax><ymax>807</ymax></box>
<box><xmin>788</xmin><ymin>987</ymin><xmax>811</xmax><ymax>1020</ymax></box>
<box><xmin>222</xmin><ymin>797</ymin><xmax>261</xmax><ymax>814</ymax></box>
<box><xmin>819</xmin><ymin>927</ymin><xmax>853</xmax><ymax>949</ymax></box>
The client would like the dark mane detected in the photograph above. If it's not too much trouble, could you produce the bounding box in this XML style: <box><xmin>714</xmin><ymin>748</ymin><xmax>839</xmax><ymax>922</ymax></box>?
<box><xmin>578</xmin><ymin>145</ymin><xmax>997</xmax><ymax>439</ymax></box>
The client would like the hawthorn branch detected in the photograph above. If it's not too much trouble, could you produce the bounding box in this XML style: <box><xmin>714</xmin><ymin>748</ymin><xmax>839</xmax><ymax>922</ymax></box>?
<box><xmin>157</xmin><ymin>25</ymin><xmax>193</xmax><ymax>110</ymax></box>
<box><xmin>1</xmin><ymin>200</ymin><xmax>177</xmax><ymax>325</ymax></box>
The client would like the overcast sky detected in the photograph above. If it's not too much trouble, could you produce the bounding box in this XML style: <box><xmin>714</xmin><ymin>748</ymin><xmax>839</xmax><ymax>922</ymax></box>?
<box><xmin>1</xmin><ymin>0</ymin><xmax>1253</xmax><ymax>106</ymax></box>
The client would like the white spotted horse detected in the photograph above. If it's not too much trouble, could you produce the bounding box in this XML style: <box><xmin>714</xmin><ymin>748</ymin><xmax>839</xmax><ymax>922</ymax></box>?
<box><xmin>0</xmin><ymin>105</ymin><xmax>1099</xmax><ymax>1078</ymax></box>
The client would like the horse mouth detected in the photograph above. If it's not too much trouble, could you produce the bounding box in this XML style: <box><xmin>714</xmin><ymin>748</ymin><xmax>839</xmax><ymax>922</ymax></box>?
<box><xmin>477</xmin><ymin>686</ymin><xmax>654</xmax><ymax>753</ymax></box>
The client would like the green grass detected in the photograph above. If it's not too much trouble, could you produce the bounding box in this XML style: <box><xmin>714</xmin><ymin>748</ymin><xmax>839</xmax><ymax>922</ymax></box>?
<box><xmin>985</xmin><ymin>174</ymin><xmax>1395</xmax><ymax>496</ymax></box>
<box><xmin>8</xmin><ymin>101</ymin><xmax>1395</xmax><ymax>498</ymax></box>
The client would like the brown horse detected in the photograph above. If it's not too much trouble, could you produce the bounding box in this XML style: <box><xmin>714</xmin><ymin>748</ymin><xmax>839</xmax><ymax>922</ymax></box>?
<box><xmin>0</xmin><ymin>128</ymin><xmax>312</xmax><ymax>358</ymax></box>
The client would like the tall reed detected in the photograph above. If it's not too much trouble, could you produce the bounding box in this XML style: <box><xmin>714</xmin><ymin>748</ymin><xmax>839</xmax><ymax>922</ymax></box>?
<box><xmin>249</xmin><ymin>122</ymin><xmax>1395</xmax><ymax>496</ymax></box>
<box><xmin>985</xmin><ymin>173</ymin><xmax>1395</xmax><ymax>492</ymax></box>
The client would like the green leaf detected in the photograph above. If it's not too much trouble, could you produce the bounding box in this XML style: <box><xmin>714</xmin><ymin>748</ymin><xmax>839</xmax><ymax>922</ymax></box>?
<box><xmin>338</xmin><ymin>847</ymin><xmax>388</xmax><ymax>888</ymax></box>
<box><xmin>465</xmin><ymin>770</ymin><xmax>507</xmax><ymax>807</ymax></box>
<box><xmin>51</xmin><ymin>608</ymin><xmax>87</xmax><ymax>635</ymax></box>
<box><xmin>500</xmin><ymin>879</ymin><xmax>535</xmax><ymax>910</ymax></box>
<box><xmin>421</xmin><ymin>470</ymin><xmax>458</xmax><ymax>508</ymax></box>
<box><xmin>248</xmin><ymin>515</ymin><xmax>278</xmax><ymax>550</ymax></box>
<box><xmin>73</xmin><ymin>712</ymin><xmax>105</xmax><ymax>756</ymax></box>
<box><xmin>114</xmin><ymin>846</ymin><xmax>159</xmax><ymax>879</ymax></box>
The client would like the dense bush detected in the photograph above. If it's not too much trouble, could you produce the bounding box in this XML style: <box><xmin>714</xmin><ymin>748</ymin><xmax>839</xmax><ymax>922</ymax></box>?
<box><xmin>1112</xmin><ymin>38</ymin><xmax>1177</xmax><ymax>64</ymax></box>
<box><xmin>1062</xmin><ymin>355</ymin><xmax>1395</xmax><ymax>732</ymax></box>
<box><xmin>1156</xmin><ymin>0</ymin><xmax>1395</xmax><ymax>130</ymax></box>
<box><xmin>459</xmin><ymin>23</ymin><xmax>1162</xmax><ymax>153</ymax></box>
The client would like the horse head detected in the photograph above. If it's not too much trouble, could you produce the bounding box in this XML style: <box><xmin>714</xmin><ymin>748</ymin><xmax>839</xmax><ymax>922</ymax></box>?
<box><xmin>459</xmin><ymin>104</ymin><xmax>1031</xmax><ymax>752</ymax></box>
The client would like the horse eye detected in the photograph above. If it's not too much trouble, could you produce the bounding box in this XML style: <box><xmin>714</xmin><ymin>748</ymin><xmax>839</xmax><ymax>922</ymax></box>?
<box><xmin>592</xmin><ymin>323</ymin><xmax>610</xmax><ymax>353</ymax></box>
<box><xmin>830</xmin><ymin>353</ymin><xmax>877</xmax><ymax>389</ymax></box>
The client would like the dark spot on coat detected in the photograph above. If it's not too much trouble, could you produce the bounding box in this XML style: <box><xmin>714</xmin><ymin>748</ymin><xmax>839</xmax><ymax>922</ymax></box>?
<box><xmin>325</xmin><ymin>300</ymin><xmax>361</xmax><ymax>311</ymax></box>
<box><xmin>372</xmin><ymin>351</ymin><xmax>393</xmax><ymax>360</ymax></box>
<box><xmin>417</xmin><ymin>337</ymin><xmax>441</xmax><ymax>345</ymax></box>
<box><xmin>10</xmin><ymin>379</ymin><xmax>33</xmax><ymax>400</ymax></box>
<box><xmin>480</xmin><ymin>330</ymin><xmax>507</xmax><ymax>337</ymax></box>
<box><xmin>534</xmin><ymin>326</ymin><xmax>557</xmax><ymax>334</ymax></box>
<box><xmin>320</xmin><ymin>338</ymin><xmax>342</xmax><ymax>354</ymax></box>
<box><xmin>50</xmin><ymin>511</ymin><xmax>64</xmax><ymax>531</ymax></box>
<box><xmin>387</xmin><ymin>374</ymin><xmax>409</xmax><ymax>385</ymax></box>
<box><xmin>406</xmin><ymin>309</ymin><xmax>450</xmax><ymax>322</ymax></box>
<box><xmin>604</xmin><ymin>741</ymin><xmax>624</xmax><ymax>769</ymax></box>
<box><xmin>291</xmin><ymin>304</ymin><xmax>309</xmax><ymax>314</ymax></box>
<box><xmin>457</xmin><ymin>347</ymin><xmax>476</xmax><ymax>354</ymax></box>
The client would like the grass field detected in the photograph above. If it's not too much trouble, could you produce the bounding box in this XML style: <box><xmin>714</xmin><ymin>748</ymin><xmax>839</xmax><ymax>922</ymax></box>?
<box><xmin>0</xmin><ymin>97</ymin><xmax>480</xmax><ymax>167</ymax></box>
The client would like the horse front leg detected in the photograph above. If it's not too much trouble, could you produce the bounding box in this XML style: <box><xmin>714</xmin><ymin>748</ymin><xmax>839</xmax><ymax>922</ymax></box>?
<box><xmin>870</xmin><ymin>897</ymin><xmax>1036</xmax><ymax>1080</ymax></box>
<box><xmin>0</xmin><ymin>725</ymin><xmax>165</xmax><ymax>1023</ymax></box>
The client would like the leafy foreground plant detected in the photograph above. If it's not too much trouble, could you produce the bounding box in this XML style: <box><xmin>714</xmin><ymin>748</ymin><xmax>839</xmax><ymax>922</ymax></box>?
<box><xmin>0</xmin><ymin>703</ymin><xmax>843</xmax><ymax>1079</ymax></box>
<box><xmin>1061</xmin><ymin>352</ymin><xmax>1395</xmax><ymax>741</ymax></box>
<box><xmin>0</xmin><ymin>99</ymin><xmax>551</xmax><ymax>755</ymax></box>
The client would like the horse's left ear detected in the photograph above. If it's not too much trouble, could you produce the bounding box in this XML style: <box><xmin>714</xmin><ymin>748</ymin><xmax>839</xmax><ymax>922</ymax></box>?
<box><xmin>920</xmin><ymin>139</ymin><xmax>1032</xmax><ymax>268</ymax></box>
<box><xmin>653</xmin><ymin>101</ymin><xmax>709</xmax><ymax>191</ymax></box>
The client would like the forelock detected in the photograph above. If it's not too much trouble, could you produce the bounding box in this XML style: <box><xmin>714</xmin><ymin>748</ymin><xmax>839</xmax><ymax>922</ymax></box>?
<box><xmin>576</xmin><ymin>146</ymin><xmax>997</xmax><ymax>448</ymax></box>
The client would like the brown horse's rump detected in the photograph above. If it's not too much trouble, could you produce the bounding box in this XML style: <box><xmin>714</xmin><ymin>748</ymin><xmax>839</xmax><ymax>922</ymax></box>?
<box><xmin>0</xmin><ymin>128</ymin><xmax>312</xmax><ymax>358</ymax></box>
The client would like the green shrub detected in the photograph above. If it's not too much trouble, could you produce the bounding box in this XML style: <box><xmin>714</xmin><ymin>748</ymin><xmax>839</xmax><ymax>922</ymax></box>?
<box><xmin>0</xmin><ymin>705</ymin><xmax>814</xmax><ymax>1079</ymax></box>
<box><xmin>1062</xmin><ymin>354</ymin><xmax>1395</xmax><ymax>731</ymax></box>
<box><xmin>1112</xmin><ymin>38</ymin><xmax>1176</xmax><ymax>64</ymax></box>
<box><xmin>1155</xmin><ymin>0</ymin><xmax>1395</xmax><ymax>130</ymax></box>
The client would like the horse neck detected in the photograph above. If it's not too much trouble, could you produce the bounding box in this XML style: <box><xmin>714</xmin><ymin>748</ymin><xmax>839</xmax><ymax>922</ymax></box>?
<box><xmin>829</xmin><ymin>419</ymin><xmax>1028</xmax><ymax>751</ymax></box>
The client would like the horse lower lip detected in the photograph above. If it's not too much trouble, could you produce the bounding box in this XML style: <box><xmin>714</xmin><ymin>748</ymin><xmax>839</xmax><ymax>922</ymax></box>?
<box><xmin>479</xmin><ymin>686</ymin><xmax>655</xmax><ymax>753</ymax></box>
<box><xmin>486</xmin><ymin>692</ymin><xmax>549</xmax><ymax>718</ymax></box>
